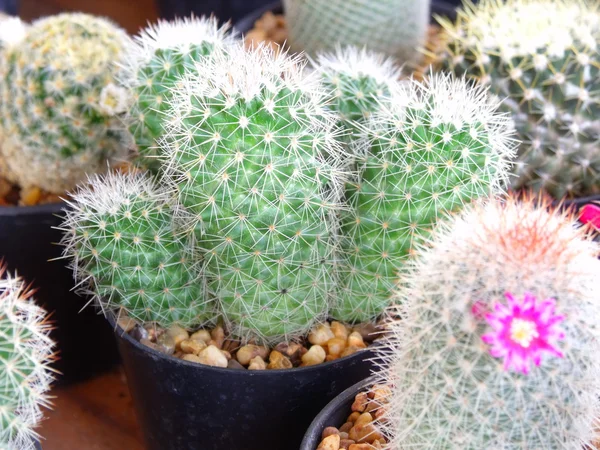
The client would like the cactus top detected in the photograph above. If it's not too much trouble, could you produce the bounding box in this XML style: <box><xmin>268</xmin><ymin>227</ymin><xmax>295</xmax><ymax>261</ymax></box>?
<box><xmin>0</xmin><ymin>270</ymin><xmax>54</xmax><ymax>450</ymax></box>
<box><xmin>162</xmin><ymin>43</ymin><xmax>347</xmax><ymax>343</ymax></box>
<box><xmin>373</xmin><ymin>195</ymin><xmax>600</xmax><ymax>449</ymax></box>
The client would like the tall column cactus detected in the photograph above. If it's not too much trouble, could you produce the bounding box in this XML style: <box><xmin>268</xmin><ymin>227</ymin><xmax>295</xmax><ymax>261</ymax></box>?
<box><xmin>60</xmin><ymin>171</ymin><xmax>213</xmax><ymax>329</ymax></box>
<box><xmin>332</xmin><ymin>73</ymin><xmax>517</xmax><ymax>323</ymax></box>
<box><xmin>427</xmin><ymin>0</ymin><xmax>600</xmax><ymax>199</ymax></box>
<box><xmin>373</xmin><ymin>195</ymin><xmax>600</xmax><ymax>449</ymax></box>
<box><xmin>120</xmin><ymin>17</ymin><xmax>235</xmax><ymax>171</ymax></box>
<box><xmin>162</xmin><ymin>43</ymin><xmax>346</xmax><ymax>343</ymax></box>
<box><xmin>0</xmin><ymin>268</ymin><xmax>54</xmax><ymax>449</ymax></box>
<box><xmin>0</xmin><ymin>13</ymin><xmax>130</xmax><ymax>194</ymax></box>
<box><xmin>283</xmin><ymin>0</ymin><xmax>431</xmax><ymax>62</ymax></box>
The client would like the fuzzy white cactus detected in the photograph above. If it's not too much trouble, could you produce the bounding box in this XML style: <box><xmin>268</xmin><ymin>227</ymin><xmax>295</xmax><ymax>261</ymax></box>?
<box><xmin>373</xmin><ymin>195</ymin><xmax>600</xmax><ymax>449</ymax></box>
<box><xmin>0</xmin><ymin>268</ymin><xmax>54</xmax><ymax>449</ymax></box>
<box><xmin>119</xmin><ymin>16</ymin><xmax>236</xmax><ymax>171</ymax></box>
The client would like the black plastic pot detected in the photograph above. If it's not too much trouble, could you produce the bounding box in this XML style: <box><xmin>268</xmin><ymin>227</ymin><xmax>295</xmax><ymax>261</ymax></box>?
<box><xmin>0</xmin><ymin>203</ymin><xmax>120</xmax><ymax>385</ymax></box>
<box><xmin>34</xmin><ymin>438</ymin><xmax>42</xmax><ymax>450</ymax></box>
<box><xmin>300</xmin><ymin>377</ymin><xmax>374</xmax><ymax>450</ymax></box>
<box><xmin>235</xmin><ymin>0</ymin><xmax>458</xmax><ymax>33</ymax></box>
<box><xmin>109</xmin><ymin>313</ymin><xmax>376</xmax><ymax>450</ymax></box>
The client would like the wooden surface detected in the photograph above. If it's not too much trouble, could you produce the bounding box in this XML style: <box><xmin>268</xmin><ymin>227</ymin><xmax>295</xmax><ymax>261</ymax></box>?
<box><xmin>38</xmin><ymin>368</ymin><xmax>145</xmax><ymax>450</ymax></box>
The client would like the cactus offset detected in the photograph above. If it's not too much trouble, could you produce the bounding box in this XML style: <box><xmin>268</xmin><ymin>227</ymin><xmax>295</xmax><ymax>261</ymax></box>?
<box><xmin>332</xmin><ymin>73</ymin><xmax>516</xmax><ymax>323</ymax></box>
<box><xmin>60</xmin><ymin>171</ymin><xmax>213</xmax><ymax>329</ymax></box>
<box><xmin>162</xmin><ymin>43</ymin><xmax>346</xmax><ymax>343</ymax></box>
<box><xmin>283</xmin><ymin>0</ymin><xmax>430</xmax><ymax>62</ymax></box>
<box><xmin>314</xmin><ymin>46</ymin><xmax>401</xmax><ymax>141</ymax></box>
<box><xmin>0</xmin><ymin>13</ymin><xmax>130</xmax><ymax>194</ymax></box>
<box><xmin>373</xmin><ymin>195</ymin><xmax>600</xmax><ymax>449</ymax></box>
<box><xmin>120</xmin><ymin>17</ymin><xmax>235</xmax><ymax>171</ymax></box>
<box><xmin>0</xmin><ymin>268</ymin><xmax>54</xmax><ymax>449</ymax></box>
<box><xmin>428</xmin><ymin>0</ymin><xmax>600</xmax><ymax>199</ymax></box>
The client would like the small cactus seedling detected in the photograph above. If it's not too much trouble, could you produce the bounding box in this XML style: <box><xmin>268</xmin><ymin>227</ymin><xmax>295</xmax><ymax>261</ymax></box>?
<box><xmin>60</xmin><ymin>171</ymin><xmax>213</xmax><ymax>329</ymax></box>
<box><xmin>0</xmin><ymin>13</ymin><xmax>130</xmax><ymax>194</ymax></box>
<box><xmin>120</xmin><ymin>17</ymin><xmax>235</xmax><ymax>171</ymax></box>
<box><xmin>0</xmin><ymin>268</ymin><xmax>54</xmax><ymax>449</ymax></box>
<box><xmin>373</xmin><ymin>195</ymin><xmax>600</xmax><ymax>449</ymax></box>
<box><xmin>332</xmin><ymin>73</ymin><xmax>517</xmax><ymax>323</ymax></box>
<box><xmin>428</xmin><ymin>0</ymin><xmax>600</xmax><ymax>199</ymax></box>
<box><xmin>314</xmin><ymin>46</ymin><xmax>402</xmax><ymax>141</ymax></box>
<box><xmin>162</xmin><ymin>42</ymin><xmax>347</xmax><ymax>343</ymax></box>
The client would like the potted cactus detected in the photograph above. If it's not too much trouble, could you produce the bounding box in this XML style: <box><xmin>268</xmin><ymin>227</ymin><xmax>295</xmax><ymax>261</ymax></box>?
<box><xmin>426</xmin><ymin>0</ymin><xmax>600</xmax><ymax>206</ymax></box>
<box><xmin>57</xmin><ymin>8</ymin><xmax>516</xmax><ymax>444</ymax></box>
<box><xmin>304</xmin><ymin>194</ymin><xmax>600</xmax><ymax>449</ymax></box>
<box><xmin>0</xmin><ymin>13</ymin><xmax>130</xmax><ymax>383</ymax></box>
<box><xmin>0</xmin><ymin>266</ymin><xmax>55</xmax><ymax>449</ymax></box>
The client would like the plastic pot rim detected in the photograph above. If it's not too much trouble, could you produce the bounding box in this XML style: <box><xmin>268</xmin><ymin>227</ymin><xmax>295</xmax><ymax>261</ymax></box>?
<box><xmin>106</xmin><ymin>312</ymin><xmax>377</xmax><ymax>376</ymax></box>
<box><xmin>0</xmin><ymin>201</ymin><xmax>66</xmax><ymax>217</ymax></box>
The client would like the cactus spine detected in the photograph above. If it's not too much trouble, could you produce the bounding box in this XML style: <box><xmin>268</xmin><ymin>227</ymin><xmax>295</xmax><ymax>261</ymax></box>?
<box><xmin>0</xmin><ymin>13</ymin><xmax>130</xmax><ymax>194</ymax></box>
<box><xmin>373</xmin><ymin>195</ymin><xmax>600</xmax><ymax>449</ymax></box>
<box><xmin>162</xmin><ymin>43</ymin><xmax>346</xmax><ymax>343</ymax></box>
<box><xmin>331</xmin><ymin>73</ymin><xmax>516</xmax><ymax>323</ymax></box>
<box><xmin>60</xmin><ymin>171</ymin><xmax>213</xmax><ymax>328</ymax></box>
<box><xmin>283</xmin><ymin>0</ymin><xmax>431</xmax><ymax>62</ymax></box>
<box><xmin>0</xmin><ymin>269</ymin><xmax>54</xmax><ymax>449</ymax></box>
<box><xmin>428</xmin><ymin>0</ymin><xmax>600</xmax><ymax>199</ymax></box>
<box><xmin>120</xmin><ymin>17</ymin><xmax>235</xmax><ymax>171</ymax></box>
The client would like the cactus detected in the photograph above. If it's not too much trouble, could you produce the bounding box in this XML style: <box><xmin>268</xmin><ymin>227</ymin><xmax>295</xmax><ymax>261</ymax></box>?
<box><xmin>373</xmin><ymin>195</ymin><xmax>600</xmax><ymax>449</ymax></box>
<box><xmin>427</xmin><ymin>0</ymin><xmax>600</xmax><ymax>199</ymax></box>
<box><xmin>314</xmin><ymin>46</ymin><xmax>402</xmax><ymax>141</ymax></box>
<box><xmin>162</xmin><ymin>42</ymin><xmax>346</xmax><ymax>343</ymax></box>
<box><xmin>283</xmin><ymin>0</ymin><xmax>431</xmax><ymax>62</ymax></box>
<box><xmin>120</xmin><ymin>17</ymin><xmax>235</xmax><ymax>171</ymax></box>
<box><xmin>0</xmin><ymin>268</ymin><xmax>54</xmax><ymax>449</ymax></box>
<box><xmin>332</xmin><ymin>73</ymin><xmax>517</xmax><ymax>323</ymax></box>
<box><xmin>60</xmin><ymin>171</ymin><xmax>214</xmax><ymax>329</ymax></box>
<box><xmin>0</xmin><ymin>13</ymin><xmax>130</xmax><ymax>194</ymax></box>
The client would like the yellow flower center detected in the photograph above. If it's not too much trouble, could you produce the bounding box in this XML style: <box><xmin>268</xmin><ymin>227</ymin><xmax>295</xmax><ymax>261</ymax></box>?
<box><xmin>510</xmin><ymin>318</ymin><xmax>539</xmax><ymax>348</ymax></box>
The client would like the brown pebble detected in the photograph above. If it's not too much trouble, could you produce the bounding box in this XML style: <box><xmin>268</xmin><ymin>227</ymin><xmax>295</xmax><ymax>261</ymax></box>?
<box><xmin>165</xmin><ymin>325</ymin><xmax>189</xmax><ymax>348</ymax></box>
<box><xmin>347</xmin><ymin>412</ymin><xmax>361</xmax><ymax>422</ymax></box>
<box><xmin>341</xmin><ymin>346</ymin><xmax>362</xmax><ymax>358</ymax></box>
<box><xmin>221</xmin><ymin>350</ymin><xmax>232</xmax><ymax>360</ymax></box>
<box><xmin>348</xmin><ymin>444</ymin><xmax>374</xmax><ymax>450</ymax></box>
<box><xmin>339</xmin><ymin>432</ymin><xmax>349</xmax><ymax>440</ymax></box>
<box><xmin>180</xmin><ymin>338</ymin><xmax>207</xmax><ymax>355</ymax></box>
<box><xmin>327</xmin><ymin>337</ymin><xmax>347</xmax><ymax>356</ymax></box>
<box><xmin>182</xmin><ymin>354</ymin><xmax>203</xmax><ymax>363</ymax></box>
<box><xmin>227</xmin><ymin>359</ymin><xmax>245</xmax><ymax>370</ymax></box>
<box><xmin>339</xmin><ymin>440</ymin><xmax>356</xmax><ymax>450</ymax></box>
<box><xmin>322</xmin><ymin>427</ymin><xmax>339</xmax><ymax>440</ymax></box>
<box><xmin>197</xmin><ymin>345</ymin><xmax>228</xmax><ymax>368</ymax></box>
<box><xmin>339</xmin><ymin>422</ymin><xmax>353</xmax><ymax>433</ymax></box>
<box><xmin>309</xmin><ymin>323</ymin><xmax>335</xmax><ymax>345</ymax></box>
<box><xmin>222</xmin><ymin>339</ymin><xmax>241</xmax><ymax>353</ymax></box>
<box><xmin>237</xmin><ymin>344</ymin><xmax>269</xmax><ymax>366</ymax></box>
<box><xmin>270</xmin><ymin>28</ymin><xmax>288</xmax><ymax>45</ymax></box>
<box><xmin>117</xmin><ymin>316</ymin><xmax>137</xmax><ymax>332</ymax></box>
<box><xmin>301</xmin><ymin>345</ymin><xmax>326</xmax><ymax>366</ymax></box>
<box><xmin>210</xmin><ymin>325</ymin><xmax>225</xmax><ymax>348</ymax></box>
<box><xmin>354</xmin><ymin>412</ymin><xmax>373</xmax><ymax>428</ymax></box>
<box><xmin>156</xmin><ymin>333</ymin><xmax>176</xmax><ymax>355</ymax></box>
<box><xmin>317</xmin><ymin>434</ymin><xmax>340</xmax><ymax>450</ymax></box>
<box><xmin>347</xmin><ymin>332</ymin><xmax>367</xmax><ymax>349</ymax></box>
<box><xmin>248</xmin><ymin>355</ymin><xmax>266</xmax><ymax>370</ymax></box>
<box><xmin>190</xmin><ymin>329</ymin><xmax>211</xmax><ymax>343</ymax></box>
<box><xmin>331</xmin><ymin>321</ymin><xmax>349</xmax><ymax>340</ymax></box>
<box><xmin>140</xmin><ymin>338</ymin><xmax>159</xmax><ymax>351</ymax></box>
<box><xmin>352</xmin><ymin>322</ymin><xmax>382</xmax><ymax>343</ymax></box>
<box><xmin>352</xmin><ymin>393</ymin><xmax>369</xmax><ymax>412</ymax></box>
<box><xmin>268</xmin><ymin>350</ymin><xmax>293</xmax><ymax>370</ymax></box>
<box><xmin>325</xmin><ymin>354</ymin><xmax>339</xmax><ymax>362</ymax></box>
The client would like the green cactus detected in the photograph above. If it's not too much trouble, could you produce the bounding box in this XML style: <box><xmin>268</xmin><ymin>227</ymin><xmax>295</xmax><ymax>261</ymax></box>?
<box><xmin>428</xmin><ymin>0</ymin><xmax>600</xmax><ymax>199</ymax></box>
<box><xmin>331</xmin><ymin>73</ymin><xmax>517</xmax><ymax>323</ymax></box>
<box><xmin>0</xmin><ymin>268</ymin><xmax>54</xmax><ymax>449</ymax></box>
<box><xmin>283</xmin><ymin>0</ymin><xmax>431</xmax><ymax>62</ymax></box>
<box><xmin>314</xmin><ymin>46</ymin><xmax>402</xmax><ymax>141</ymax></box>
<box><xmin>60</xmin><ymin>171</ymin><xmax>214</xmax><ymax>329</ymax></box>
<box><xmin>162</xmin><ymin>43</ymin><xmax>346</xmax><ymax>343</ymax></box>
<box><xmin>374</xmin><ymin>195</ymin><xmax>600</xmax><ymax>449</ymax></box>
<box><xmin>120</xmin><ymin>17</ymin><xmax>235</xmax><ymax>171</ymax></box>
<box><xmin>0</xmin><ymin>13</ymin><xmax>130</xmax><ymax>194</ymax></box>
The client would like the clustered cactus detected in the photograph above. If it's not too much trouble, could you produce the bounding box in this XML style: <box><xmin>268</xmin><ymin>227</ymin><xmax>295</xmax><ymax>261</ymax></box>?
<box><xmin>428</xmin><ymin>0</ymin><xmax>600</xmax><ymax>199</ymax></box>
<box><xmin>332</xmin><ymin>73</ymin><xmax>516</xmax><ymax>322</ymax></box>
<box><xmin>373</xmin><ymin>195</ymin><xmax>600</xmax><ymax>448</ymax></box>
<box><xmin>0</xmin><ymin>268</ymin><xmax>54</xmax><ymax>449</ymax></box>
<box><xmin>119</xmin><ymin>16</ymin><xmax>235</xmax><ymax>171</ymax></box>
<box><xmin>0</xmin><ymin>13</ymin><xmax>130</xmax><ymax>194</ymax></box>
<box><xmin>283</xmin><ymin>0</ymin><xmax>431</xmax><ymax>63</ymax></box>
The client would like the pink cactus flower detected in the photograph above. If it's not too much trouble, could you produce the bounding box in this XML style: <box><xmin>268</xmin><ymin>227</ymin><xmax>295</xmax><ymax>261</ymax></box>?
<box><xmin>481</xmin><ymin>292</ymin><xmax>565</xmax><ymax>374</ymax></box>
<box><xmin>580</xmin><ymin>203</ymin><xmax>600</xmax><ymax>230</ymax></box>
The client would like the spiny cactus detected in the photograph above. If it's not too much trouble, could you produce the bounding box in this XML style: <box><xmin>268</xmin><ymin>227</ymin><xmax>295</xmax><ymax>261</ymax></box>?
<box><xmin>283</xmin><ymin>0</ymin><xmax>431</xmax><ymax>62</ymax></box>
<box><xmin>60</xmin><ymin>171</ymin><xmax>214</xmax><ymax>329</ymax></box>
<box><xmin>427</xmin><ymin>0</ymin><xmax>600</xmax><ymax>199</ymax></box>
<box><xmin>0</xmin><ymin>268</ymin><xmax>54</xmax><ymax>450</ymax></box>
<box><xmin>120</xmin><ymin>16</ymin><xmax>235</xmax><ymax>171</ymax></box>
<box><xmin>162</xmin><ymin>42</ymin><xmax>347</xmax><ymax>343</ymax></box>
<box><xmin>0</xmin><ymin>13</ymin><xmax>130</xmax><ymax>194</ymax></box>
<box><xmin>373</xmin><ymin>195</ymin><xmax>600</xmax><ymax>449</ymax></box>
<box><xmin>314</xmin><ymin>46</ymin><xmax>402</xmax><ymax>141</ymax></box>
<box><xmin>332</xmin><ymin>73</ymin><xmax>517</xmax><ymax>323</ymax></box>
